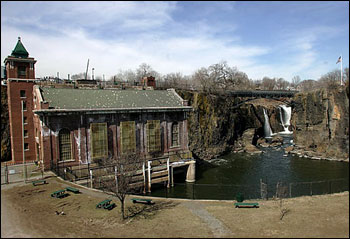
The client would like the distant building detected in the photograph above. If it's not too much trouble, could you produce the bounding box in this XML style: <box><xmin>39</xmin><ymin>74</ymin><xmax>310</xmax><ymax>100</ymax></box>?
<box><xmin>141</xmin><ymin>76</ymin><xmax>156</xmax><ymax>88</ymax></box>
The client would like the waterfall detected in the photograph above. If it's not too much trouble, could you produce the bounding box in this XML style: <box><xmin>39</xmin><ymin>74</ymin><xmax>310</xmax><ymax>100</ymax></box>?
<box><xmin>279</xmin><ymin>105</ymin><xmax>293</xmax><ymax>134</ymax></box>
<box><xmin>263</xmin><ymin>108</ymin><xmax>274</xmax><ymax>138</ymax></box>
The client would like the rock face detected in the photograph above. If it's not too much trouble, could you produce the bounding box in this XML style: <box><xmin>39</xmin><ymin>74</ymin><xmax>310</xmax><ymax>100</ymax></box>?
<box><xmin>291</xmin><ymin>86</ymin><xmax>349</xmax><ymax>161</ymax></box>
<box><xmin>178</xmin><ymin>91</ymin><xmax>288</xmax><ymax>160</ymax></box>
<box><xmin>1</xmin><ymin>85</ymin><xmax>11</xmax><ymax>162</ymax></box>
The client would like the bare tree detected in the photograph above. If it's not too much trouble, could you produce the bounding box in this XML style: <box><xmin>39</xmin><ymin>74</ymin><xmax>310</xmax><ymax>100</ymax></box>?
<box><xmin>99</xmin><ymin>154</ymin><xmax>144</xmax><ymax>219</ymax></box>
<box><xmin>276</xmin><ymin>182</ymin><xmax>289</xmax><ymax>220</ymax></box>
<box><xmin>318</xmin><ymin>69</ymin><xmax>341</xmax><ymax>90</ymax></box>
<box><xmin>291</xmin><ymin>75</ymin><xmax>301</xmax><ymax>89</ymax></box>
<box><xmin>275</xmin><ymin>78</ymin><xmax>289</xmax><ymax>90</ymax></box>
<box><xmin>136</xmin><ymin>63</ymin><xmax>160</xmax><ymax>81</ymax></box>
<box><xmin>298</xmin><ymin>79</ymin><xmax>317</xmax><ymax>92</ymax></box>
<box><xmin>192</xmin><ymin>61</ymin><xmax>252</xmax><ymax>93</ymax></box>
<box><xmin>261</xmin><ymin>77</ymin><xmax>276</xmax><ymax>90</ymax></box>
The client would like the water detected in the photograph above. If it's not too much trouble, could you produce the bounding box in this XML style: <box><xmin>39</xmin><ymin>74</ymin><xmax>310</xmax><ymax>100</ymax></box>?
<box><xmin>279</xmin><ymin>105</ymin><xmax>293</xmax><ymax>135</ymax></box>
<box><xmin>148</xmin><ymin>136</ymin><xmax>349</xmax><ymax>200</ymax></box>
<box><xmin>263</xmin><ymin>108</ymin><xmax>274</xmax><ymax>138</ymax></box>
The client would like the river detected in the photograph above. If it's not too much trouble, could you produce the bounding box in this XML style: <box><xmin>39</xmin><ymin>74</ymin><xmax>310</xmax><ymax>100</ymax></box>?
<box><xmin>148</xmin><ymin>135</ymin><xmax>349</xmax><ymax>200</ymax></box>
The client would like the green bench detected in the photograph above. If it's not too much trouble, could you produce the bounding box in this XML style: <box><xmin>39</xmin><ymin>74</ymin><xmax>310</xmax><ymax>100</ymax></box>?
<box><xmin>131</xmin><ymin>198</ymin><xmax>154</xmax><ymax>205</ymax></box>
<box><xmin>51</xmin><ymin>189</ymin><xmax>69</xmax><ymax>199</ymax></box>
<box><xmin>66</xmin><ymin>187</ymin><xmax>80</xmax><ymax>194</ymax></box>
<box><xmin>234</xmin><ymin>202</ymin><xmax>259</xmax><ymax>208</ymax></box>
<box><xmin>32</xmin><ymin>179</ymin><xmax>47</xmax><ymax>186</ymax></box>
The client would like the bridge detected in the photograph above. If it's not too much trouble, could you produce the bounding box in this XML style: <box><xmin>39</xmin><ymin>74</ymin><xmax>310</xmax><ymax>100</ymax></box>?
<box><xmin>228</xmin><ymin>90</ymin><xmax>298</xmax><ymax>98</ymax></box>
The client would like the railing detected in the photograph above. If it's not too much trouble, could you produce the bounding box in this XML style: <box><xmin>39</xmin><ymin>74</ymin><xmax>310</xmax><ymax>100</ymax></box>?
<box><xmin>140</xmin><ymin>178</ymin><xmax>349</xmax><ymax>200</ymax></box>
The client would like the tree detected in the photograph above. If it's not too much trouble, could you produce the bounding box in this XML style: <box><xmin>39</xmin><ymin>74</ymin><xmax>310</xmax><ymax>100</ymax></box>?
<box><xmin>136</xmin><ymin>63</ymin><xmax>160</xmax><ymax>81</ymax></box>
<box><xmin>318</xmin><ymin>69</ymin><xmax>341</xmax><ymax>90</ymax></box>
<box><xmin>275</xmin><ymin>78</ymin><xmax>289</xmax><ymax>90</ymax></box>
<box><xmin>261</xmin><ymin>77</ymin><xmax>276</xmax><ymax>90</ymax></box>
<box><xmin>99</xmin><ymin>154</ymin><xmax>144</xmax><ymax>219</ymax></box>
<box><xmin>291</xmin><ymin>76</ymin><xmax>301</xmax><ymax>89</ymax></box>
<box><xmin>192</xmin><ymin>61</ymin><xmax>252</xmax><ymax>93</ymax></box>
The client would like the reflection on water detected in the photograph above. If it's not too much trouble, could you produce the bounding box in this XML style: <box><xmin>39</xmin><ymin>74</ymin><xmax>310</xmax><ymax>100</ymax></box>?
<box><xmin>149</xmin><ymin>136</ymin><xmax>349</xmax><ymax>199</ymax></box>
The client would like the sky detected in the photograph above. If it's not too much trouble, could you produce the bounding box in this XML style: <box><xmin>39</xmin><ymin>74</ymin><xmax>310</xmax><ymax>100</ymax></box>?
<box><xmin>1</xmin><ymin>1</ymin><xmax>349</xmax><ymax>81</ymax></box>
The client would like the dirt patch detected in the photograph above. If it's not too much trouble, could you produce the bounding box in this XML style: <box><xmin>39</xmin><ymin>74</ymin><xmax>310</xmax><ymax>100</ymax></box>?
<box><xmin>1</xmin><ymin>176</ymin><xmax>349</xmax><ymax>238</ymax></box>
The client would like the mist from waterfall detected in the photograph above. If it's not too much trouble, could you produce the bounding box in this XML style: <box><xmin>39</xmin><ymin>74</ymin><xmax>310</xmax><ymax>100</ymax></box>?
<box><xmin>279</xmin><ymin>105</ymin><xmax>293</xmax><ymax>135</ymax></box>
<box><xmin>263</xmin><ymin>108</ymin><xmax>275</xmax><ymax>138</ymax></box>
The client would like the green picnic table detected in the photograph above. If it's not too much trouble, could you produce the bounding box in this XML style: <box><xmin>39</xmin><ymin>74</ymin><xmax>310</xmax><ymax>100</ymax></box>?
<box><xmin>66</xmin><ymin>187</ymin><xmax>80</xmax><ymax>194</ymax></box>
<box><xmin>96</xmin><ymin>199</ymin><xmax>116</xmax><ymax>210</ymax></box>
<box><xmin>51</xmin><ymin>189</ymin><xmax>69</xmax><ymax>198</ymax></box>
<box><xmin>32</xmin><ymin>179</ymin><xmax>47</xmax><ymax>186</ymax></box>
<box><xmin>234</xmin><ymin>202</ymin><xmax>259</xmax><ymax>208</ymax></box>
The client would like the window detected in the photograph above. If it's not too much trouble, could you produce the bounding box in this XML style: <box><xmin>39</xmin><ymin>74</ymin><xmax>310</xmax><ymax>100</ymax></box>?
<box><xmin>90</xmin><ymin>123</ymin><xmax>108</xmax><ymax>159</ymax></box>
<box><xmin>24</xmin><ymin>143</ymin><xmax>29</xmax><ymax>151</ymax></box>
<box><xmin>147</xmin><ymin>120</ymin><xmax>161</xmax><ymax>152</ymax></box>
<box><xmin>20</xmin><ymin>90</ymin><xmax>26</xmax><ymax>98</ymax></box>
<box><xmin>18</xmin><ymin>66</ymin><xmax>26</xmax><ymax>77</ymax></box>
<box><xmin>120</xmin><ymin>121</ymin><xmax>136</xmax><ymax>154</ymax></box>
<box><xmin>171</xmin><ymin>122</ymin><xmax>179</xmax><ymax>147</ymax></box>
<box><xmin>22</xmin><ymin>101</ymin><xmax>27</xmax><ymax>111</ymax></box>
<box><xmin>59</xmin><ymin>129</ymin><xmax>72</xmax><ymax>161</ymax></box>
<box><xmin>23</xmin><ymin>117</ymin><xmax>28</xmax><ymax>124</ymax></box>
<box><xmin>24</xmin><ymin>130</ymin><xmax>28</xmax><ymax>138</ymax></box>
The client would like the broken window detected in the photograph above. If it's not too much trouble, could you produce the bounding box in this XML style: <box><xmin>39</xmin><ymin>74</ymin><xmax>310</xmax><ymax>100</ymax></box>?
<box><xmin>120</xmin><ymin>121</ymin><xmax>136</xmax><ymax>154</ymax></box>
<box><xmin>90</xmin><ymin>123</ymin><xmax>108</xmax><ymax>159</ymax></box>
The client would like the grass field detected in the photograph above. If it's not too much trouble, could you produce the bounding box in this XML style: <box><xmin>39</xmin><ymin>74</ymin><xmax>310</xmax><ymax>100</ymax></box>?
<box><xmin>1</xmin><ymin>175</ymin><xmax>349</xmax><ymax>238</ymax></box>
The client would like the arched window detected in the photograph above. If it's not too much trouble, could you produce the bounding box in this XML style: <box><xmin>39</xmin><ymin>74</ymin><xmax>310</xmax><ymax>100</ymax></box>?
<box><xmin>59</xmin><ymin>129</ymin><xmax>72</xmax><ymax>161</ymax></box>
<box><xmin>171</xmin><ymin>122</ymin><xmax>179</xmax><ymax>147</ymax></box>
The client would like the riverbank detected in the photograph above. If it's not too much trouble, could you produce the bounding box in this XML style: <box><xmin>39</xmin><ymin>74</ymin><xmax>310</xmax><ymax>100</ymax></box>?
<box><xmin>1</xmin><ymin>175</ymin><xmax>349</xmax><ymax>238</ymax></box>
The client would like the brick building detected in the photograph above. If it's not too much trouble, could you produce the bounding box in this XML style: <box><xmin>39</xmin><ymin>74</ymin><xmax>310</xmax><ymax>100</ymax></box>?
<box><xmin>5</xmin><ymin>38</ymin><xmax>195</xmax><ymax>185</ymax></box>
<box><xmin>5</xmin><ymin>37</ymin><xmax>37</xmax><ymax>164</ymax></box>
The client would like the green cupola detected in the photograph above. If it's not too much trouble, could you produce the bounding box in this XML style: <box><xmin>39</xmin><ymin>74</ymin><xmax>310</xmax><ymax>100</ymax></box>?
<box><xmin>11</xmin><ymin>37</ymin><xmax>29</xmax><ymax>58</ymax></box>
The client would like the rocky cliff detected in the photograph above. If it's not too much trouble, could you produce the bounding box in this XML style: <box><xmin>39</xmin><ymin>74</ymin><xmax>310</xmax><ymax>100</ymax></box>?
<box><xmin>178</xmin><ymin>90</ymin><xmax>289</xmax><ymax>160</ymax></box>
<box><xmin>291</xmin><ymin>86</ymin><xmax>349</xmax><ymax>161</ymax></box>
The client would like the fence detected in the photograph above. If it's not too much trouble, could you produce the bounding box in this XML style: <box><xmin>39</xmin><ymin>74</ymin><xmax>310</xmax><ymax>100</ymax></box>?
<box><xmin>141</xmin><ymin>178</ymin><xmax>349</xmax><ymax>200</ymax></box>
<box><xmin>1</xmin><ymin>162</ymin><xmax>43</xmax><ymax>184</ymax></box>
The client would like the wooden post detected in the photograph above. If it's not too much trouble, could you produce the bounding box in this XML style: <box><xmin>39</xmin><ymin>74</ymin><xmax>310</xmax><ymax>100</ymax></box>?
<box><xmin>148</xmin><ymin>161</ymin><xmax>151</xmax><ymax>192</ymax></box>
<box><xmin>171</xmin><ymin>166</ymin><xmax>174</xmax><ymax>187</ymax></box>
<box><xmin>115</xmin><ymin>166</ymin><xmax>118</xmax><ymax>193</ymax></box>
<box><xmin>167</xmin><ymin>158</ymin><xmax>170</xmax><ymax>188</ymax></box>
<box><xmin>89</xmin><ymin>169</ymin><xmax>93</xmax><ymax>188</ymax></box>
<box><xmin>142</xmin><ymin>163</ymin><xmax>146</xmax><ymax>194</ymax></box>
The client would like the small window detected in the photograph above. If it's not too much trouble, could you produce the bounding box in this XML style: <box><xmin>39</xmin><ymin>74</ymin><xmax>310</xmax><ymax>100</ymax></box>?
<box><xmin>24</xmin><ymin>143</ymin><xmax>29</xmax><ymax>151</ymax></box>
<box><xmin>23</xmin><ymin>117</ymin><xmax>28</xmax><ymax>124</ymax></box>
<box><xmin>18</xmin><ymin>66</ymin><xmax>26</xmax><ymax>77</ymax></box>
<box><xmin>22</xmin><ymin>101</ymin><xmax>27</xmax><ymax>111</ymax></box>
<box><xmin>24</xmin><ymin>130</ymin><xmax>28</xmax><ymax>138</ymax></box>
<box><xmin>20</xmin><ymin>90</ymin><xmax>26</xmax><ymax>98</ymax></box>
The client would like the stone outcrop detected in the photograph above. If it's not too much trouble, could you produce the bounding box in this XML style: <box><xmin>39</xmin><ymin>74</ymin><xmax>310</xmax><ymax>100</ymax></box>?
<box><xmin>178</xmin><ymin>91</ymin><xmax>288</xmax><ymax>160</ymax></box>
<box><xmin>291</xmin><ymin>86</ymin><xmax>349</xmax><ymax>161</ymax></box>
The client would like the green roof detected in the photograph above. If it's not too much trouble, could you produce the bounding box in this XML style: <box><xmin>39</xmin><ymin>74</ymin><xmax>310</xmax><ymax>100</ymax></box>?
<box><xmin>40</xmin><ymin>88</ymin><xmax>187</xmax><ymax>110</ymax></box>
<box><xmin>11</xmin><ymin>37</ymin><xmax>29</xmax><ymax>58</ymax></box>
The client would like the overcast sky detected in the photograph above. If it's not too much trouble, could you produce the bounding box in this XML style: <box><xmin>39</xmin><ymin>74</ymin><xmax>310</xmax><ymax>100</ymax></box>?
<box><xmin>1</xmin><ymin>1</ymin><xmax>349</xmax><ymax>81</ymax></box>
